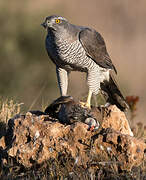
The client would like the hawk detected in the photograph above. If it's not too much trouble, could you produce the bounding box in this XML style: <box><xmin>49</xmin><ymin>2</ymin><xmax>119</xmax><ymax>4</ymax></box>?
<box><xmin>41</xmin><ymin>15</ymin><xmax>128</xmax><ymax>111</ymax></box>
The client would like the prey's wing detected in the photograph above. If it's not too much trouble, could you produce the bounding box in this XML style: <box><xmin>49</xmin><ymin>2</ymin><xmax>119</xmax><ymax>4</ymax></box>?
<box><xmin>79</xmin><ymin>28</ymin><xmax>117</xmax><ymax>74</ymax></box>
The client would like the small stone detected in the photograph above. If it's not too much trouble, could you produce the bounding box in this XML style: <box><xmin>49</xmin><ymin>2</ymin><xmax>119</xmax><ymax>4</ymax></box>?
<box><xmin>35</xmin><ymin>131</ymin><xmax>40</xmax><ymax>139</ymax></box>
<box><xmin>107</xmin><ymin>146</ymin><xmax>112</xmax><ymax>152</ymax></box>
<box><xmin>136</xmin><ymin>147</ymin><xmax>141</xmax><ymax>153</ymax></box>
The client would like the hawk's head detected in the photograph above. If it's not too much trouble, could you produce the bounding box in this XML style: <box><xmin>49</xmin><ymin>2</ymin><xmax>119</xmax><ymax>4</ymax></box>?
<box><xmin>41</xmin><ymin>15</ymin><xmax>68</xmax><ymax>31</ymax></box>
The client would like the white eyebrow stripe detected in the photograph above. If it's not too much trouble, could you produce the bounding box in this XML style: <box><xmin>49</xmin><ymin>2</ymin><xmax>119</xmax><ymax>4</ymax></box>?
<box><xmin>57</xmin><ymin>17</ymin><xmax>67</xmax><ymax>21</ymax></box>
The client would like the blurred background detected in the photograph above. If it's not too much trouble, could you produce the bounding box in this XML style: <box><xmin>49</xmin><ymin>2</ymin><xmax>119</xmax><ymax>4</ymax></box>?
<box><xmin>0</xmin><ymin>0</ymin><xmax>145</xmax><ymax>124</ymax></box>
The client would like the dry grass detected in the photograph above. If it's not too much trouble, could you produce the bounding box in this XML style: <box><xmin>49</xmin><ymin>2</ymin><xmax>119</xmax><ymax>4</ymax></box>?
<box><xmin>0</xmin><ymin>99</ymin><xmax>23</xmax><ymax>139</ymax></box>
<box><xmin>0</xmin><ymin>99</ymin><xmax>23</xmax><ymax>124</ymax></box>
<box><xmin>0</xmin><ymin>151</ymin><xmax>145</xmax><ymax>180</ymax></box>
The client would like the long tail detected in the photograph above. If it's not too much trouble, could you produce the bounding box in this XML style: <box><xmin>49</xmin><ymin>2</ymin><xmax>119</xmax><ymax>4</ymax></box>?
<box><xmin>100</xmin><ymin>74</ymin><xmax>129</xmax><ymax>111</ymax></box>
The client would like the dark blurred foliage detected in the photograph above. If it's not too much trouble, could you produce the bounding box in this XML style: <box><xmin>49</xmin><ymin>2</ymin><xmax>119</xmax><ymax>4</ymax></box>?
<box><xmin>0</xmin><ymin>0</ymin><xmax>145</xmax><ymax>123</ymax></box>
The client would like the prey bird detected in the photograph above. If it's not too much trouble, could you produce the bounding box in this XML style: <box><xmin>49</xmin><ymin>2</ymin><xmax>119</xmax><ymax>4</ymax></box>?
<box><xmin>41</xmin><ymin>15</ymin><xmax>128</xmax><ymax>111</ymax></box>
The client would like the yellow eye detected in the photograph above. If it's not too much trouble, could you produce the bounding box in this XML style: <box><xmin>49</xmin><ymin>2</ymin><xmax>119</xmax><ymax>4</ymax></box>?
<box><xmin>55</xmin><ymin>19</ymin><xmax>61</xmax><ymax>24</ymax></box>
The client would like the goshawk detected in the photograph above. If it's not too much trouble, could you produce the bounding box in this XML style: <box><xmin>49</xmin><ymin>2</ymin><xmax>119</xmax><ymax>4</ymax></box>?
<box><xmin>41</xmin><ymin>15</ymin><xmax>128</xmax><ymax>111</ymax></box>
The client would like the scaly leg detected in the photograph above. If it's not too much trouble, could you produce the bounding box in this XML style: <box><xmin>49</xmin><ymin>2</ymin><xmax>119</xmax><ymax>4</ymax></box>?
<box><xmin>80</xmin><ymin>89</ymin><xmax>92</xmax><ymax>109</ymax></box>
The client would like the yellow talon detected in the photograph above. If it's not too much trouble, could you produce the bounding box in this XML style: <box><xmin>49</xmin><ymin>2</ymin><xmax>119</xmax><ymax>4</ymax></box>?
<box><xmin>79</xmin><ymin>101</ymin><xmax>91</xmax><ymax>109</ymax></box>
<box><xmin>79</xmin><ymin>90</ymin><xmax>92</xmax><ymax>109</ymax></box>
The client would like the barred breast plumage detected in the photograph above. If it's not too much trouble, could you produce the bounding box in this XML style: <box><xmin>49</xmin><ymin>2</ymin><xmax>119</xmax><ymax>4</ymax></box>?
<box><xmin>42</xmin><ymin>15</ymin><xmax>129</xmax><ymax>111</ymax></box>
<box><xmin>46</xmin><ymin>33</ymin><xmax>108</xmax><ymax>95</ymax></box>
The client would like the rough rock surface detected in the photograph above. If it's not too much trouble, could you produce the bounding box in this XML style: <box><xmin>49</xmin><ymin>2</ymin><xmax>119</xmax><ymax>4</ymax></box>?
<box><xmin>101</xmin><ymin>105</ymin><xmax>134</xmax><ymax>136</ymax></box>
<box><xmin>0</xmin><ymin>97</ymin><xmax>145</xmax><ymax>173</ymax></box>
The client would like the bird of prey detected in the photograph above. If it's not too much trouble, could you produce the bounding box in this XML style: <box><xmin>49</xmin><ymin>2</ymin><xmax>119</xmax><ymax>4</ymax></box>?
<box><xmin>41</xmin><ymin>15</ymin><xmax>128</xmax><ymax>111</ymax></box>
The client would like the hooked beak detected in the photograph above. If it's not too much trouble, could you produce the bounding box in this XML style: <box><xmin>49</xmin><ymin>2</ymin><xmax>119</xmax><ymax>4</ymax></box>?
<box><xmin>41</xmin><ymin>22</ymin><xmax>47</xmax><ymax>29</ymax></box>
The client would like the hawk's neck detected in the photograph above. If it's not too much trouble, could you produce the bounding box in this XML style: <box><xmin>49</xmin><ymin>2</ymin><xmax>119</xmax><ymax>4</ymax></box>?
<box><xmin>52</xmin><ymin>24</ymin><xmax>80</xmax><ymax>43</ymax></box>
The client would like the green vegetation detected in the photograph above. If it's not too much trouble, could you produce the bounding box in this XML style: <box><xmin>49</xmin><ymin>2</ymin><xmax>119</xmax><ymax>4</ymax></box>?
<box><xmin>0</xmin><ymin>2</ymin><xmax>58</xmax><ymax>111</ymax></box>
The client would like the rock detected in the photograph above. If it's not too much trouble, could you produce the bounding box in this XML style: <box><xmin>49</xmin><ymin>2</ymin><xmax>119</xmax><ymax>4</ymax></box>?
<box><xmin>101</xmin><ymin>105</ymin><xmax>134</xmax><ymax>136</ymax></box>
<box><xmin>0</xmin><ymin>136</ymin><xmax>5</xmax><ymax>149</ymax></box>
<box><xmin>92</xmin><ymin>128</ymin><xmax>145</xmax><ymax>170</ymax></box>
<box><xmin>0</xmin><ymin>97</ymin><xmax>145</xmax><ymax>173</ymax></box>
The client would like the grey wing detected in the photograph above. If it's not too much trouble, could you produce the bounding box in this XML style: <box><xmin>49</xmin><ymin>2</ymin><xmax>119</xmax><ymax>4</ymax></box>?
<box><xmin>79</xmin><ymin>28</ymin><xmax>117</xmax><ymax>74</ymax></box>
